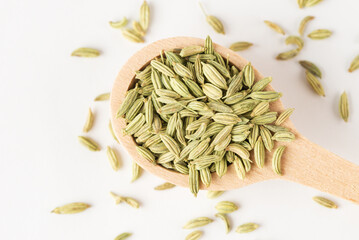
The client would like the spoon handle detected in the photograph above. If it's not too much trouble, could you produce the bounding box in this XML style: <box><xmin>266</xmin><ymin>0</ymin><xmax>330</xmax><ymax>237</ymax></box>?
<box><xmin>281</xmin><ymin>134</ymin><xmax>359</xmax><ymax>204</ymax></box>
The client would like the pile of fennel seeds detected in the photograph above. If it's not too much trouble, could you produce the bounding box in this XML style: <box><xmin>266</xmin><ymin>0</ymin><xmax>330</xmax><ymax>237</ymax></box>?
<box><xmin>116</xmin><ymin>36</ymin><xmax>295</xmax><ymax>196</ymax></box>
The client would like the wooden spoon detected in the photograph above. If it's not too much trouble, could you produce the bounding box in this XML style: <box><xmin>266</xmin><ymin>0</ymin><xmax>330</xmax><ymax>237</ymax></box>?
<box><xmin>110</xmin><ymin>37</ymin><xmax>359</xmax><ymax>204</ymax></box>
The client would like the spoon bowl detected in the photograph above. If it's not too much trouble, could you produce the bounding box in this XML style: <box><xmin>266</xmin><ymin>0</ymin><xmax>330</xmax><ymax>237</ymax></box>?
<box><xmin>110</xmin><ymin>37</ymin><xmax>359</xmax><ymax>203</ymax></box>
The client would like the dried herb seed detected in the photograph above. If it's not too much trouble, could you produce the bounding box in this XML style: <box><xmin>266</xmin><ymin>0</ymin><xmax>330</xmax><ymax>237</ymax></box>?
<box><xmin>110</xmin><ymin>192</ymin><xmax>140</xmax><ymax>208</ymax></box>
<box><xmin>229</xmin><ymin>42</ymin><xmax>253</xmax><ymax>51</ymax></box>
<box><xmin>78</xmin><ymin>136</ymin><xmax>100</xmax><ymax>151</ymax></box>
<box><xmin>299</xmin><ymin>60</ymin><xmax>322</xmax><ymax>78</ymax></box>
<box><xmin>140</xmin><ymin>0</ymin><xmax>150</xmax><ymax>32</ymax></box>
<box><xmin>305</xmin><ymin>71</ymin><xmax>325</xmax><ymax>96</ymax></box>
<box><xmin>264</xmin><ymin>20</ymin><xmax>285</xmax><ymax>35</ymax></box>
<box><xmin>109</xmin><ymin>17</ymin><xmax>128</xmax><ymax>29</ymax></box>
<box><xmin>285</xmin><ymin>36</ymin><xmax>304</xmax><ymax>50</ymax></box>
<box><xmin>83</xmin><ymin>108</ymin><xmax>94</xmax><ymax>132</ymax></box>
<box><xmin>154</xmin><ymin>182</ymin><xmax>176</xmax><ymax>190</ymax></box>
<box><xmin>298</xmin><ymin>16</ymin><xmax>314</xmax><ymax>35</ymax></box>
<box><xmin>313</xmin><ymin>196</ymin><xmax>338</xmax><ymax>209</ymax></box>
<box><xmin>215</xmin><ymin>201</ymin><xmax>238</xmax><ymax>213</ymax></box>
<box><xmin>348</xmin><ymin>55</ymin><xmax>359</xmax><ymax>73</ymax></box>
<box><xmin>236</xmin><ymin>223</ymin><xmax>259</xmax><ymax>233</ymax></box>
<box><xmin>339</xmin><ymin>91</ymin><xmax>349</xmax><ymax>122</ymax></box>
<box><xmin>122</xmin><ymin>28</ymin><xmax>144</xmax><ymax>43</ymax></box>
<box><xmin>199</xmin><ymin>3</ymin><xmax>225</xmax><ymax>34</ymax></box>
<box><xmin>94</xmin><ymin>92</ymin><xmax>110</xmax><ymax>101</ymax></box>
<box><xmin>272</xmin><ymin>146</ymin><xmax>286</xmax><ymax>175</ymax></box>
<box><xmin>215</xmin><ymin>213</ymin><xmax>231</xmax><ymax>233</ymax></box>
<box><xmin>183</xmin><ymin>217</ymin><xmax>213</xmax><ymax>229</ymax></box>
<box><xmin>308</xmin><ymin>29</ymin><xmax>332</xmax><ymax>39</ymax></box>
<box><xmin>114</xmin><ymin>232</ymin><xmax>132</xmax><ymax>240</ymax></box>
<box><xmin>275</xmin><ymin>108</ymin><xmax>294</xmax><ymax>125</ymax></box>
<box><xmin>71</xmin><ymin>48</ymin><xmax>100</xmax><ymax>57</ymax></box>
<box><xmin>185</xmin><ymin>230</ymin><xmax>203</xmax><ymax>240</ymax></box>
<box><xmin>276</xmin><ymin>49</ymin><xmax>299</xmax><ymax>60</ymax></box>
<box><xmin>51</xmin><ymin>202</ymin><xmax>90</xmax><ymax>214</ymax></box>
<box><xmin>305</xmin><ymin>0</ymin><xmax>323</xmax><ymax>7</ymax></box>
<box><xmin>106</xmin><ymin>146</ymin><xmax>120</xmax><ymax>171</ymax></box>
<box><xmin>131</xmin><ymin>161</ymin><xmax>142</xmax><ymax>182</ymax></box>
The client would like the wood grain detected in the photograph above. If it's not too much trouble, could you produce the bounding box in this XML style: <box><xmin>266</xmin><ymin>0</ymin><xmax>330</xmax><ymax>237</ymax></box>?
<box><xmin>110</xmin><ymin>37</ymin><xmax>359</xmax><ymax>204</ymax></box>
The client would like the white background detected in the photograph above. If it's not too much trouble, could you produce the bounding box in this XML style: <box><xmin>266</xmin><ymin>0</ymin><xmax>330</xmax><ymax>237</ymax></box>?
<box><xmin>1</xmin><ymin>0</ymin><xmax>359</xmax><ymax>239</ymax></box>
